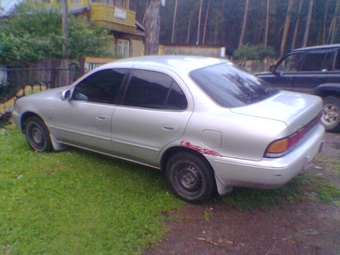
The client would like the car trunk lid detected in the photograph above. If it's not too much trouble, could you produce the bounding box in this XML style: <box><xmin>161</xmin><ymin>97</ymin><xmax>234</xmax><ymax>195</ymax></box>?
<box><xmin>230</xmin><ymin>90</ymin><xmax>323</xmax><ymax>135</ymax></box>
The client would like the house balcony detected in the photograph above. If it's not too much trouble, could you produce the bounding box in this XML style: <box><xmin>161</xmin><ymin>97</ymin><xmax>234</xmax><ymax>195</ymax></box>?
<box><xmin>90</xmin><ymin>3</ymin><xmax>141</xmax><ymax>36</ymax></box>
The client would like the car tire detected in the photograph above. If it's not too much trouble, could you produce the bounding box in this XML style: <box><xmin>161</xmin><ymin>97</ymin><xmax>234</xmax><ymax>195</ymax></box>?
<box><xmin>321</xmin><ymin>96</ymin><xmax>340</xmax><ymax>133</ymax></box>
<box><xmin>166</xmin><ymin>152</ymin><xmax>215</xmax><ymax>203</ymax></box>
<box><xmin>24</xmin><ymin>116</ymin><xmax>52</xmax><ymax>152</ymax></box>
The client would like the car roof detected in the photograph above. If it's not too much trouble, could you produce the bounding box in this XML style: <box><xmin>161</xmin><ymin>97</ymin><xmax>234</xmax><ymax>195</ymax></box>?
<box><xmin>96</xmin><ymin>55</ymin><xmax>227</xmax><ymax>73</ymax></box>
<box><xmin>292</xmin><ymin>44</ymin><xmax>340</xmax><ymax>52</ymax></box>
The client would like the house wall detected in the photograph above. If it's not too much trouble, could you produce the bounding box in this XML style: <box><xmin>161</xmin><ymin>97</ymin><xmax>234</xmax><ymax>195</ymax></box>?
<box><xmin>159</xmin><ymin>45</ymin><xmax>226</xmax><ymax>58</ymax></box>
<box><xmin>131</xmin><ymin>39</ymin><xmax>144</xmax><ymax>57</ymax></box>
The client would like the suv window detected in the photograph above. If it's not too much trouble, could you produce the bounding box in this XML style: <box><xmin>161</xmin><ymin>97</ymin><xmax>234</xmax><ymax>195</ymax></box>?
<box><xmin>335</xmin><ymin>50</ymin><xmax>340</xmax><ymax>70</ymax></box>
<box><xmin>300</xmin><ymin>50</ymin><xmax>334</xmax><ymax>71</ymax></box>
<box><xmin>73</xmin><ymin>69</ymin><xmax>128</xmax><ymax>104</ymax></box>
<box><xmin>190</xmin><ymin>63</ymin><xmax>279</xmax><ymax>107</ymax></box>
<box><xmin>123</xmin><ymin>70</ymin><xmax>187</xmax><ymax>110</ymax></box>
<box><xmin>276</xmin><ymin>53</ymin><xmax>304</xmax><ymax>72</ymax></box>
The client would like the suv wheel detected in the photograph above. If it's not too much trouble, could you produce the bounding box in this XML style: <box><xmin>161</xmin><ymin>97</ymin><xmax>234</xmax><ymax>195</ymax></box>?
<box><xmin>321</xmin><ymin>96</ymin><xmax>340</xmax><ymax>133</ymax></box>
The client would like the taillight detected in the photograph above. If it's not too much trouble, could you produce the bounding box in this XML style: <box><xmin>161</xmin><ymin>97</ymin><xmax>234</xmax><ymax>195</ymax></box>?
<box><xmin>264</xmin><ymin>112</ymin><xmax>321</xmax><ymax>158</ymax></box>
<box><xmin>265</xmin><ymin>127</ymin><xmax>306</xmax><ymax>158</ymax></box>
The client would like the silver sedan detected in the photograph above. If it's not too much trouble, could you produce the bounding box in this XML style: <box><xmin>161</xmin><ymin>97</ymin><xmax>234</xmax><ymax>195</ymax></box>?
<box><xmin>12</xmin><ymin>56</ymin><xmax>325</xmax><ymax>202</ymax></box>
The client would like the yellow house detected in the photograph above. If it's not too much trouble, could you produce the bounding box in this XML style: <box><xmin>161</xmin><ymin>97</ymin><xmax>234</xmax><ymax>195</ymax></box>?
<box><xmin>41</xmin><ymin>0</ymin><xmax>145</xmax><ymax>58</ymax></box>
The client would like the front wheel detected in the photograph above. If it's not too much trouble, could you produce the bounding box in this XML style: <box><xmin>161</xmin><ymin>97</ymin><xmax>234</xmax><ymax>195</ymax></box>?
<box><xmin>321</xmin><ymin>96</ymin><xmax>340</xmax><ymax>133</ymax></box>
<box><xmin>24</xmin><ymin>116</ymin><xmax>52</xmax><ymax>152</ymax></box>
<box><xmin>166</xmin><ymin>152</ymin><xmax>215</xmax><ymax>203</ymax></box>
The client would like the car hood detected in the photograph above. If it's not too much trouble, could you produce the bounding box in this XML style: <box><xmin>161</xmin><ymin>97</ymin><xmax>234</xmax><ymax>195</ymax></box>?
<box><xmin>22</xmin><ymin>86</ymin><xmax>72</xmax><ymax>99</ymax></box>
<box><xmin>230</xmin><ymin>91</ymin><xmax>322</xmax><ymax>134</ymax></box>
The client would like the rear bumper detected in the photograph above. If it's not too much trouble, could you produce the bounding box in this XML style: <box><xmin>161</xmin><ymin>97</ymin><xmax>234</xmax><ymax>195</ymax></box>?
<box><xmin>209</xmin><ymin>124</ymin><xmax>325</xmax><ymax>194</ymax></box>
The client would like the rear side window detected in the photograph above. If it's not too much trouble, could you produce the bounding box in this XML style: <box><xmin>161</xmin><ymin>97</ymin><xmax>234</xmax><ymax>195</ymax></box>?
<box><xmin>123</xmin><ymin>70</ymin><xmax>187</xmax><ymax>110</ymax></box>
<box><xmin>190</xmin><ymin>63</ymin><xmax>279</xmax><ymax>107</ymax></box>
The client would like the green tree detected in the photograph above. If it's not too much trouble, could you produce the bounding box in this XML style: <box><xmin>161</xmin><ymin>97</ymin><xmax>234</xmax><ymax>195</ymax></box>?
<box><xmin>234</xmin><ymin>44</ymin><xmax>274</xmax><ymax>66</ymax></box>
<box><xmin>0</xmin><ymin>2</ymin><xmax>113</xmax><ymax>66</ymax></box>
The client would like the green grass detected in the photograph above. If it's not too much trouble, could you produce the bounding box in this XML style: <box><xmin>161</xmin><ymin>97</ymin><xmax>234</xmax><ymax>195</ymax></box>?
<box><xmin>0</xmin><ymin>125</ymin><xmax>183</xmax><ymax>255</ymax></box>
<box><xmin>1</xmin><ymin>125</ymin><xmax>339</xmax><ymax>254</ymax></box>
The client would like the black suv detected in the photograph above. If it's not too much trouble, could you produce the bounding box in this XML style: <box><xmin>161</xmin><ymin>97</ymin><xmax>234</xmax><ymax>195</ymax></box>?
<box><xmin>257</xmin><ymin>44</ymin><xmax>340</xmax><ymax>132</ymax></box>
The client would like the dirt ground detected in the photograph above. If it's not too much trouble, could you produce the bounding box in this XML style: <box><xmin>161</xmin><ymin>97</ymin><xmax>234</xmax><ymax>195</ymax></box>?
<box><xmin>144</xmin><ymin>133</ymin><xmax>340</xmax><ymax>255</ymax></box>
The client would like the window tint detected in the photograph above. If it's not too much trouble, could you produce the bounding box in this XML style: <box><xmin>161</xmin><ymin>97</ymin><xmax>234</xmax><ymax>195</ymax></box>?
<box><xmin>300</xmin><ymin>50</ymin><xmax>330</xmax><ymax>71</ymax></box>
<box><xmin>276</xmin><ymin>53</ymin><xmax>303</xmax><ymax>72</ymax></box>
<box><xmin>73</xmin><ymin>69</ymin><xmax>127</xmax><ymax>104</ymax></box>
<box><xmin>335</xmin><ymin>50</ymin><xmax>340</xmax><ymax>70</ymax></box>
<box><xmin>190</xmin><ymin>63</ymin><xmax>279</xmax><ymax>107</ymax></box>
<box><xmin>123</xmin><ymin>70</ymin><xmax>187</xmax><ymax>110</ymax></box>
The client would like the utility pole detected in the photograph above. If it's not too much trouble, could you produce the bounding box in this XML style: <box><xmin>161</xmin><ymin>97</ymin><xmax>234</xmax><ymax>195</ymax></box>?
<box><xmin>62</xmin><ymin>0</ymin><xmax>69</xmax><ymax>58</ymax></box>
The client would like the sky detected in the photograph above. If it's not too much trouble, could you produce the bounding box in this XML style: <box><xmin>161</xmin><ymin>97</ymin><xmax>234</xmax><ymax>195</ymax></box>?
<box><xmin>0</xmin><ymin>0</ymin><xmax>22</xmax><ymax>15</ymax></box>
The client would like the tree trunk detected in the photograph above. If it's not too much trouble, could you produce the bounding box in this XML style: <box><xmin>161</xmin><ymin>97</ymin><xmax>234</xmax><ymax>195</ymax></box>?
<box><xmin>291</xmin><ymin>0</ymin><xmax>303</xmax><ymax>49</ymax></box>
<box><xmin>329</xmin><ymin>0</ymin><xmax>340</xmax><ymax>44</ymax></box>
<box><xmin>280</xmin><ymin>0</ymin><xmax>294</xmax><ymax>57</ymax></box>
<box><xmin>144</xmin><ymin>0</ymin><xmax>161</xmax><ymax>55</ymax></box>
<box><xmin>62</xmin><ymin>0</ymin><xmax>69</xmax><ymax>58</ymax></box>
<box><xmin>187</xmin><ymin>15</ymin><xmax>192</xmax><ymax>44</ymax></box>
<box><xmin>322</xmin><ymin>1</ymin><xmax>330</xmax><ymax>45</ymax></box>
<box><xmin>202</xmin><ymin>0</ymin><xmax>211</xmax><ymax>44</ymax></box>
<box><xmin>264</xmin><ymin>0</ymin><xmax>270</xmax><ymax>48</ymax></box>
<box><xmin>196</xmin><ymin>0</ymin><xmax>203</xmax><ymax>44</ymax></box>
<box><xmin>238</xmin><ymin>0</ymin><xmax>249</xmax><ymax>48</ymax></box>
<box><xmin>171</xmin><ymin>0</ymin><xmax>178</xmax><ymax>43</ymax></box>
<box><xmin>302</xmin><ymin>0</ymin><xmax>313</xmax><ymax>47</ymax></box>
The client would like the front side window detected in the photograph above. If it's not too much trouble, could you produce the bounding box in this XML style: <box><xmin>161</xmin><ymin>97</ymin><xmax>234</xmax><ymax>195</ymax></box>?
<box><xmin>190</xmin><ymin>63</ymin><xmax>279</xmax><ymax>107</ymax></box>
<box><xmin>123</xmin><ymin>70</ymin><xmax>187</xmax><ymax>110</ymax></box>
<box><xmin>73</xmin><ymin>69</ymin><xmax>128</xmax><ymax>104</ymax></box>
<box><xmin>276</xmin><ymin>53</ymin><xmax>304</xmax><ymax>72</ymax></box>
<box><xmin>117</xmin><ymin>39</ymin><xmax>129</xmax><ymax>58</ymax></box>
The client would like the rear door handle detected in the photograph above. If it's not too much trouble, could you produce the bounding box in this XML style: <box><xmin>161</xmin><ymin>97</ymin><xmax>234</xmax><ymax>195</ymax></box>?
<box><xmin>96</xmin><ymin>116</ymin><xmax>108</xmax><ymax>121</ymax></box>
<box><xmin>162</xmin><ymin>125</ymin><xmax>178</xmax><ymax>131</ymax></box>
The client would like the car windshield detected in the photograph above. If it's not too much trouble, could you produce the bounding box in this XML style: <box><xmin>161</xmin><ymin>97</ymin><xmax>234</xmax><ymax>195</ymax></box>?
<box><xmin>190</xmin><ymin>62</ymin><xmax>279</xmax><ymax>107</ymax></box>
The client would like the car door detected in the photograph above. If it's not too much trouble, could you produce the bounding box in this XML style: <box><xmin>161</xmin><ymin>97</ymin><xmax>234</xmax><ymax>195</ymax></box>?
<box><xmin>50</xmin><ymin>68</ymin><xmax>128</xmax><ymax>153</ymax></box>
<box><xmin>111</xmin><ymin>69</ymin><xmax>192</xmax><ymax>166</ymax></box>
<box><xmin>268</xmin><ymin>52</ymin><xmax>305</xmax><ymax>90</ymax></box>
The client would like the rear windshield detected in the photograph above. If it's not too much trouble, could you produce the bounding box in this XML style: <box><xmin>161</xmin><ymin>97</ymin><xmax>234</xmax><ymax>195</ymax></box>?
<box><xmin>190</xmin><ymin>62</ymin><xmax>279</xmax><ymax>107</ymax></box>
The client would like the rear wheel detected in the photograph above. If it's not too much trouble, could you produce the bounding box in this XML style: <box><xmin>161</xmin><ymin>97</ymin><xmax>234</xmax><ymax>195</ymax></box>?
<box><xmin>24</xmin><ymin>116</ymin><xmax>52</xmax><ymax>152</ymax></box>
<box><xmin>321</xmin><ymin>96</ymin><xmax>340</xmax><ymax>133</ymax></box>
<box><xmin>166</xmin><ymin>152</ymin><xmax>215</xmax><ymax>203</ymax></box>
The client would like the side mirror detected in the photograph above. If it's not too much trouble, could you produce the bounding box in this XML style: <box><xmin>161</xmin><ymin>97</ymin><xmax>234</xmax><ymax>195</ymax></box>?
<box><xmin>61</xmin><ymin>89</ymin><xmax>71</xmax><ymax>101</ymax></box>
<box><xmin>269</xmin><ymin>65</ymin><xmax>276</xmax><ymax>73</ymax></box>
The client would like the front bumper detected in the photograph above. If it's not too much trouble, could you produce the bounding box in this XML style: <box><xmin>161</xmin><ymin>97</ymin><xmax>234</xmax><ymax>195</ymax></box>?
<box><xmin>209</xmin><ymin>124</ymin><xmax>325</xmax><ymax>195</ymax></box>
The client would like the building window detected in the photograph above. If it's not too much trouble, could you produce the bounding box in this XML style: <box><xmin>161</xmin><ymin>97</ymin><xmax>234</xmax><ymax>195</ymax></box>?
<box><xmin>117</xmin><ymin>39</ymin><xmax>129</xmax><ymax>58</ymax></box>
<box><xmin>116</xmin><ymin>0</ymin><xmax>123</xmax><ymax>7</ymax></box>
<box><xmin>102</xmin><ymin>0</ymin><xmax>113</xmax><ymax>5</ymax></box>
<box><xmin>71</xmin><ymin>0</ymin><xmax>81</xmax><ymax>4</ymax></box>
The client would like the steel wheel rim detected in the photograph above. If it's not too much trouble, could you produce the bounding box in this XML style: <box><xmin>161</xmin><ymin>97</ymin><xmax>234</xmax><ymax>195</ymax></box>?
<box><xmin>322</xmin><ymin>104</ymin><xmax>339</xmax><ymax>125</ymax></box>
<box><xmin>28</xmin><ymin>124</ymin><xmax>46</xmax><ymax>151</ymax></box>
<box><xmin>175</xmin><ymin>164</ymin><xmax>202</xmax><ymax>192</ymax></box>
